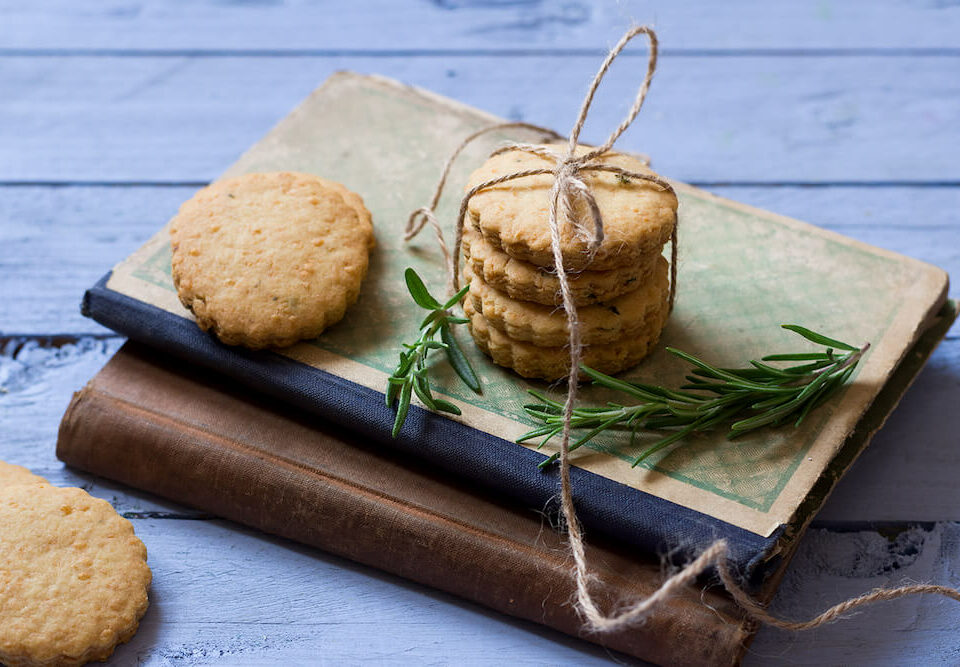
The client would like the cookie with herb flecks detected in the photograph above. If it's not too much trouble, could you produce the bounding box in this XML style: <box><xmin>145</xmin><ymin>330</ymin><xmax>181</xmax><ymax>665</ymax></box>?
<box><xmin>170</xmin><ymin>172</ymin><xmax>374</xmax><ymax>349</ymax></box>
<box><xmin>0</xmin><ymin>485</ymin><xmax>151</xmax><ymax>667</ymax></box>
<box><xmin>464</xmin><ymin>296</ymin><xmax>667</xmax><ymax>381</ymax></box>
<box><xmin>461</xmin><ymin>225</ymin><xmax>658</xmax><ymax>307</ymax></box>
<box><xmin>466</xmin><ymin>144</ymin><xmax>676</xmax><ymax>272</ymax></box>
<box><xmin>465</xmin><ymin>256</ymin><xmax>668</xmax><ymax>347</ymax></box>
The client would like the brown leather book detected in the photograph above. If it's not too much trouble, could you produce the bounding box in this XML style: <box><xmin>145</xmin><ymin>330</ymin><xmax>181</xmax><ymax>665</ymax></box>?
<box><xmin>57</xmin><ymin>342</ymin><xmax>756</xmax><ymax>666</ymax></box>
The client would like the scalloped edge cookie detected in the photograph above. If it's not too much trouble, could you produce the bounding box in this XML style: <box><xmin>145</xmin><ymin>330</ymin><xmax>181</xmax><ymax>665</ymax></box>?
<box><xmin>170</xmin><ymin>172</ymin><xmax>374</xmax><ymax>349</ymax></box>
<box><xmin>0</xmin><ymin>461</ymin><xmax>49</xmax><ymax>488</ymax></box>
<box><xmin>466</xmin><ymin>256</ymin><xmax>668</xmax><ymax>347</ymax></box>
<box><xmin>0</xmin><ymin>485</ymin><xmax>151</xmax><ymax>667</ymax></box>
<box><xmin>466</xmin><ymin>144</ymin><xmax>677</xmax><ymax>271</ymax></box>
<box><xmin>461</xmin><ymin>225</ymin><xmax>658</xmax><ymax>306</ymax></box>
<box><xmin>464</xmin><ymin>296</ymin><xmax>668</xmax><ymax>381</ymax></box>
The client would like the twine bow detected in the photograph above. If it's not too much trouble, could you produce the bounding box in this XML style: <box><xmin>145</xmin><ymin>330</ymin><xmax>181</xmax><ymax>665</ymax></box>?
<box><xmin>406</xmin><ymin>24</ymin><xmax>960</xmax><ymax>638</ymax></box>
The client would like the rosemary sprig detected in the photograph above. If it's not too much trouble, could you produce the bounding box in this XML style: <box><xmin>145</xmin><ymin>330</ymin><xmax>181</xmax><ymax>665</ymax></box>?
<box><xmin>386</xmin><ymin>268</ymin><xmax>481</xmax><ymax>437</ymax></box>
<box><xmin>518</xmin><ymin>324</ymin><xmax>869</xmax><ymax>469</ymax></box>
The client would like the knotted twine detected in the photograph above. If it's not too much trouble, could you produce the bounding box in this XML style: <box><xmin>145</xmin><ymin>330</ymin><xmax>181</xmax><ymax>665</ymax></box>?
<box><xmin>406</xmin><ymin>25</ymin><xmax>960</xmax><ymax>636</ymax></box>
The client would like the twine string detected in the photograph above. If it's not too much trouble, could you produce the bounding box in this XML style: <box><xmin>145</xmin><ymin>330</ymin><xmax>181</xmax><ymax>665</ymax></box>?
<box><xmin>405</xmin><ymin>24</ymin><xmax>960</xmax><ymax>637</ymax></box>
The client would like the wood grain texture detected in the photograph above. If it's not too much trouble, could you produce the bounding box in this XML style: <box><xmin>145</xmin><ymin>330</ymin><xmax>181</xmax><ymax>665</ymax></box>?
<box><xmin>1</xmin><ymin>55</ymin><xmax>957</xmax><ymax>183</ymax></box>
<box><xmin>2</xmin><ymin>0</ymin><xmax>959</xmax><ymax>51</ymax></box>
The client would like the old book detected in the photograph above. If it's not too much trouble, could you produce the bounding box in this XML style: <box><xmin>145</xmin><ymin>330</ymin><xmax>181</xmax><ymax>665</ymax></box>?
<box><xmin>80</xmin><ymin>72</ymin><xmax>954</xmax><ymax>589</ymax></box>
<box><xmin>58</xmin><ymin>342</ymin><xmax>756</xmax><ymax>667</ymax></box>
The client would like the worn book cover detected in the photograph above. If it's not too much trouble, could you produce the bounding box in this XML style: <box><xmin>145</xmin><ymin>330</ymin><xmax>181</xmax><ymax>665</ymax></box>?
<box><xmin>59</xmin><ymin>342</ymin><xmax>759</xmax><ymax>667</ymax></box>
<box><xmin>82</xmin><ymin>72</ymin><xmax>953</xmax><ymax>587</ymax></box>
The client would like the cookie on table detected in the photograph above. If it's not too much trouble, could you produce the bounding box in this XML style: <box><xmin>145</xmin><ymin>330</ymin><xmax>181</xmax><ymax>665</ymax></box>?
<box><xmin>170</xmin><ymin>172</ymin><xmax>374</xmax><ymax>349</ymax></box>
<box><xmin>462</xmin><ymin>225</ymin><xmax>657</xmax><ymax>307</ymax></box>
<box><xmin>0</xmin><ymin>485</ymin><xmax>151</xmax><ymax>667</ymax></box>
<box><xmin>0</xmin><ymin>461</ymin><xmax>48</xmax><ymax>488</ymax></box>
<box><xmin>464</xmin><ymin>298</ymin><xmax>668</xmax><ymax>381</ymax></box>
<box><xmin>466</xmin><ymin>256</ymin><xmax>669</xmax><ymax>347</ymax></box>
<box><xmin>466</xmin><ymin>144</ymin><xmax>677</xmax><ymax>272</ymax></box>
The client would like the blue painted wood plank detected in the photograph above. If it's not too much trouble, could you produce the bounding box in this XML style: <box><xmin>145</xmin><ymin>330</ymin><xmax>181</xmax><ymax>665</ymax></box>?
<box><xmin>2</xmin><ymin>0</ymin><xmax>958</xmax><ymax>51</ymax></box>
<box><xmin>1</xmin><ymin>185</ymin><xmax>955</xmax><ymax>335</ymax></box>
<box><xmin>0</xmin><ymin>56</ymin><xmax>957</xmax><ymax>183</ymax></box>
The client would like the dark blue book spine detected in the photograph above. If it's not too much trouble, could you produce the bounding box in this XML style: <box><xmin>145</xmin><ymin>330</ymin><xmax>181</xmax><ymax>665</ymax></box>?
<box><xmin>82</xmin><ymin>272</ymin><xmax>780</xmax><ymax>587</ymax></box>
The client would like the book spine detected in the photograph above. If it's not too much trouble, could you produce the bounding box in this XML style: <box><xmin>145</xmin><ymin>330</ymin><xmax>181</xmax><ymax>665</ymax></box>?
<box><xmin>57</xmin><ymin>373</ymin><xmax>749</xmax><ymax>667</ymax></box>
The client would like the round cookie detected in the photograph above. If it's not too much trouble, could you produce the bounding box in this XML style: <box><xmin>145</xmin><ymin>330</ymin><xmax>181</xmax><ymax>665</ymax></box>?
<box><xmin>170</xmin><ymin>172</ymin><xmax>374</xmax><ymax>349</ymax></box>
<box><xmin>466</xmin><ymin>144</ymin><xmax>677</xmax><ymax>271</ymax></box>
<box><xmin>0</xmin><ymin>485</ymin><xmax>151</xmax><ymax>667</ymax></box>
<box><xmin>0</xmin><ymin>461</ymin><xmax>48</xmax><ymax>488</ymax></box>
<box><xmin>464</xmin><ymin>298</ymin><xmax>667</xmax><ymax>381</ymax></box>
<box><xmin>315</xmin><ymin>176</ymin><xmax>374</xmax><ymax>245</ymax></box>
<box><xmin>466</xmin><ymin>256</ymin><xmax>669</xmax><ymax>347</ymax></box>
<box><xmin>462</xmin><ymin>225</ymin><xmax>657</xmax><ymax>307</ymax></box>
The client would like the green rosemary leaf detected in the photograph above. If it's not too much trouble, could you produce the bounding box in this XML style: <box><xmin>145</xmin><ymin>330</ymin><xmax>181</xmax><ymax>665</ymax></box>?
<box><xmin>432</xmin><ymin>398</ymin><xmax>462</xmax><ymax>415</ymax></box>
<box><xmin>441</xmin><ymin>324</ymin><xmax>481</xmax><ymax>393</ymax></box>
<box><xmin>782</xmin><ymin>359</ymin><xmax>837</xmax><ymax>374</ymax></box>
<box><xmin>572</xmin><ymin>415</ymin><xmax>626</xmax><ymax>450</ymax></box>
<box><xmin>385</xmin><ymin>377</ymin><xmax>401</xmax><ymax>407</ymax></box>
<box><xmin>781</xmin><ymin>324</ymin><xmax>858</xmax><ymax>351</ymax></box>
<box><xmin>527</xmin><ymin>389</ymin><xmax>565</xmax><ymax>410</ymax></box>
<box><xmin>441</xmin><ymin>282</ymin><xmax>471</xmax><ymax>310</ymax></box>
<box><xmin>391</xmin><ymin>381</ymin><xmax>413</xmax><ymax>438</ymax></box>
<box><xmin>412</xmin><ymin>373</ymin><xmax>438</xmax><ymax>410</ymax></box>
<box><xmin>762</xmin><ymin>352</ymin><xmax>831</xmax><ymax>361</ymax></box>
<box><xmin>516</xmin><ymin>425</ymin><xmax>558</xmax><ymax>443</ymax></box>
<box><xmin>404</xmin><ymin>268</ymin><xmax>442</xmax><ymax>310</ymax></box>
<box><xmin>419</xmin><ymin>309</ymin><xmax>445</xmax><ymax>330</ymax></box>
<box><xmin>521</xmin><ymin>324</ymin><xmax>867</xmax><ymax>468</ymax></box>
<box><xmin>581</xmin><ymin>365</ymin><xmax>663</xmax><ymax>402</ymax></box>
<box><xmin>749</xmin><ymin>359</ymin><xmax>802</xmax><ymax>378</ymax></box>
<box><xmin>387</xmin><ymin>268</ymin><xmax>484</xmax><ymax>436</ymax></box>
<box><xmin>632</xmin><ymin>421</ymin><xmax>702</xmax><ymax>466</ymax></box>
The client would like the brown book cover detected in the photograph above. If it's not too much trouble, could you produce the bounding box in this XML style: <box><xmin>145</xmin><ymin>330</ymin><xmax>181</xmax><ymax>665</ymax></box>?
<box><xmin>58</xmin><ymin>342</ymin><xmax>756</xmax><ymax>667</ymax></box>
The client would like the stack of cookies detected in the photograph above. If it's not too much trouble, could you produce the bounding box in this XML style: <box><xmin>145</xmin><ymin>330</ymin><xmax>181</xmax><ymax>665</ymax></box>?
<box><xmin>461</xmin><ymin>145</ymin><xmax>678</xmax><ymax>381</ymax></box>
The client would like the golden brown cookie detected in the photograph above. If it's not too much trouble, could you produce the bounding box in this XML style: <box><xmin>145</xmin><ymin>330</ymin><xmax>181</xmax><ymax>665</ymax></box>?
<box><xmin>170</xmin><ymin>172</ymin><xmax>374</xmax><ymax>349</ymax></box>
<box><xmin>315</xmin><ymin>176</ymin><xmax>374</xmax><ymax>243</ymax></box>
<box><xmin>462</xmin><ymin>225</ymin><xmax>658</xmax><ymax>307</ymax></box>
<box><xmin>0</xmin><ymin>485</ymin><xmax>151</xmax><ymax>667</ymax></box>
<box><xmin>0</xmin><ymin>461</ymin><xmax>48</xmax><ymax>488</ymax></box>
<box><xmin>466</xmin><ymin>256</ymin><xmax>668</xmax><ymax>347</ymax></box>
<box><xmin>464</xmin><ymin>297</ymin><xmax>667</xmax><ymax>381</ymax></box>
<box><xmin>466</xmin><ymin>144</ymin><xmax>677</xmax><ymax>271</ymax></box>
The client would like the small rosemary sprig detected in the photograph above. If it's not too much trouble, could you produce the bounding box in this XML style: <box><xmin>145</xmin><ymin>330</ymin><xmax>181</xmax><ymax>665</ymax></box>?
<box><xmin>519</xmin><ymin>325</ymin><xmax>869</xmax><ymax>469</ymax></box>
<box><xmin>386</xmin><ymin>268</ymin><xmax>481</xmax><ymax>437</ymax></box>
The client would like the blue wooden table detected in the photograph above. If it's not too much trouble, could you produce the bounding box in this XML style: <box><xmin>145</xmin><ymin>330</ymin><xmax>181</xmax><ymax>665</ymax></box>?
<box><xmin>2</xmin><ymin>2</ymin><xmax>959</xmax><ymax>664</ymax></box>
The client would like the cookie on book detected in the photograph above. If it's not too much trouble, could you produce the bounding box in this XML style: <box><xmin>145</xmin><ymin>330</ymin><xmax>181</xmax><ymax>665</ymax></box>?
<box><xmin>0</xmin><ymin>485</ymin><xmax>151</xmax><ymax>667</ymax></box>
<box><xmin>0</xmin><ymin>461</ymin><xmax>48</xmax><ymax>488</ymax></box>
<box><xmin>464</xmin><ymin>298</ymin><xmax>667</xmax><ymax>381</ymax></box>
<box><xmin>462</xmin><ymin>225</ymin><xmax>657</xmax><ymax>307</ymax></box>
<box><xmin>466</xmin><ymin>256</ymin><xmax>669</xmax><ymax>347</ymax></box>
<box><xmin>170</xmin><ymin>172</ymin><xmax>374</xmax><ymax>349</ymax></box>
<box><xmin>466</xmin><ymin>144</ymin><xmax>677</xmax><ymax>271</ymax></box>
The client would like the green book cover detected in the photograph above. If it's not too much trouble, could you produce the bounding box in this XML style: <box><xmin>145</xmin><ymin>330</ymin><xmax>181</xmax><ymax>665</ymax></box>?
<box><xmin>92</xmin><ymin>72</ymin><xmax>952</xmax><ymax>572</ymax></box>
